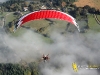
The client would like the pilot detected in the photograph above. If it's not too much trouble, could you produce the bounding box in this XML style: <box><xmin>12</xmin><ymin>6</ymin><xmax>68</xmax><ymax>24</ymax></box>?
<box><xmin>42</xmin><ymin>54</ymin><xmax>49</xmax><ymax>62</ymax></box>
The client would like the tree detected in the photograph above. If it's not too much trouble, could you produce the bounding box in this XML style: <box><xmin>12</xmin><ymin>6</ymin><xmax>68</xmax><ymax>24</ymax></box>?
<box><xmin>28</xmin><ymin>4</ymin><xmax>34</xmax><ymax>12</ymax></box>
<box><xmin>75</xmin><ymin>9</ymin><xmax>80</xmax><ymax>16</ymax></box>
<box><xmin>89</xmin><ymin>7</ymin><xmax>96</xmax><ymax>14</ymax></box>
<box><xmin>8</xmin><ymin>21</ymin><xmax>14</xmax><ymax>28</ymax></box>
<box><xmin>29</xmin><ymin>62</ymin><xmax>39</xmax><ymax>75</ymax></box>
<box><xmin>84</xmin><ymin>5</ymin><xmax>91</xmax><ymax>10</ymax></box>
<box><xmin>0</xmin><ymin>62</ymin><xmax>39</xmax><ymax>75</ymax></box>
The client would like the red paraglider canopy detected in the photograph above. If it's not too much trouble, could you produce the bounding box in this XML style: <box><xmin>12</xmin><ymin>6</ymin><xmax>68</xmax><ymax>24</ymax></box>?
<box><xmin>17</xmin><ymin>10</ymin><xmax>80</xmax><ymax>31</ymax></box>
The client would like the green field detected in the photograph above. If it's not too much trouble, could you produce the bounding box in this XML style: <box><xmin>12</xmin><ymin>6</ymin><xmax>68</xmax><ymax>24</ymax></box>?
<box><xmin>88</xmin><ymin>14</ymin><xmax>100</xmax><ymax>32</ymax></box>
<box><xmin>5</xmin><ymin>12</ymin><xmax>16</xmax><ymax>25</ymax></box>
<box><xmin>97</xmin><ymin>15</ymin><xmax>100</xmax><ymax>21</ymax></box>
<box><xmin>0</xmin><ymin>12</ymin><xmax>8</xmax><ymax>17</ymax></box>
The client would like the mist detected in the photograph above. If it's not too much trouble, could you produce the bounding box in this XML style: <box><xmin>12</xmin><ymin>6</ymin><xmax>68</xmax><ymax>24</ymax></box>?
<box><xmin>0</xmin><ymin>0</ymin><xmax>8</xmax><ymax>3</ymax></box>
<box><xmin>0</xmin><ymin>25</ymin><xmax>100</xmax><ymax>75</ymax></box>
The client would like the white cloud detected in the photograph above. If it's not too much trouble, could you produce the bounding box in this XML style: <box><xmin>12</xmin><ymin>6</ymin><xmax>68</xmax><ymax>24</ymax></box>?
<box><xmin>0</xmin><ymin>26</ymin><xmax>100</xmax><ymax>75</ymax></box>
<box><xmin>0</xmin><ymin>0</ymin><xmax>8</xmax><ymax>3</ymax></box>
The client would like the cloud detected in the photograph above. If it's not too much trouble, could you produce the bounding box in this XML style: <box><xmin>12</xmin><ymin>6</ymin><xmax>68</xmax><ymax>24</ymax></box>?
<box><xmin>0</xmin><ymin>26</ymin><xmax>100</xmax><ymax>75</ymax></box>
<box><xmin>0</xmin><ymin>0</ymin><xmax>8</xmax><ymax>3</ymax></box>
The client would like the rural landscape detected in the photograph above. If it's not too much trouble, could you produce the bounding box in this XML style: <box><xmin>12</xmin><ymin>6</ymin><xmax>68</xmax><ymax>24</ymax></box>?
<box><xmin>0</xmin><ymin>0</ymin><xmax>100</xmax><ymax>75</ymax></box>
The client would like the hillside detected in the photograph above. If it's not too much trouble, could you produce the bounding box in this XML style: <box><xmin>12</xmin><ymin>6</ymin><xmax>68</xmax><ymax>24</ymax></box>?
<box><xmin>74</xmin><ymin>0</ymin><xmax>100</xmax><ymax>10</ymax></box>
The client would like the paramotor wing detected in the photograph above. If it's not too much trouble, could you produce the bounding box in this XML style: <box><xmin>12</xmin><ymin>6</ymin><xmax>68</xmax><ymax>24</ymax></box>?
<box><xmin>16</xmin><ymin>10</ymin><xmax>80</xmax><ymax>31</ymax></box>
